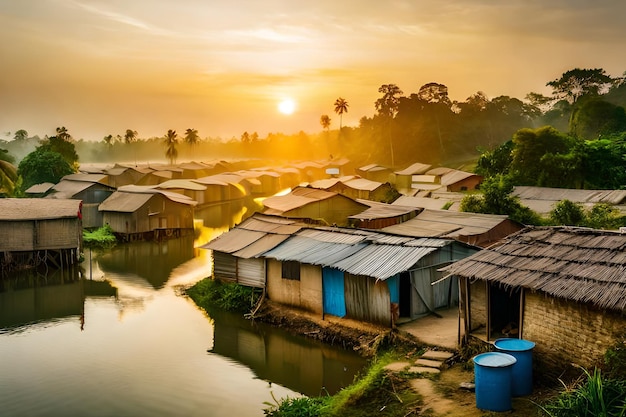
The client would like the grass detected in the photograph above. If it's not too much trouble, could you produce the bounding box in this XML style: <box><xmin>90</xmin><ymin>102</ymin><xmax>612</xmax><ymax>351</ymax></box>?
<box><xmin>538</xmin><ymin>367</ymin><xmax>626</xmax><ymax>417</ymax></box>
<box><xmin>263</xmin><ymin>350</ymin><xmax>423</xmax><ymax>417</ymax></box>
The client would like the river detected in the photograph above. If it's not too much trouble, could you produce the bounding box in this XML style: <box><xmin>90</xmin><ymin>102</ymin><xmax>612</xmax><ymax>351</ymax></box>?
<box><xmin>0</xmin><ymin>201</ymin><xmax>366</xmax><ymax>417</ymax></box>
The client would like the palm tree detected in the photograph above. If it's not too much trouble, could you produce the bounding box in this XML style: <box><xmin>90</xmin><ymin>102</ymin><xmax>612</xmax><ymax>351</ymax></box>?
<box><xmin>56</xmin><ymin>126</ymin><xmax>71</xmax><ymax>141</ymax></box>
<box><xmin>184</xmin><ymin>128</ymin><xmax>199</xmax><ymax>147</ymax></box>
<box><xmin>164</xmin><ymin>129</ymin><xmax>178</xmax><ymax>165</ymax></box>
<box><xmin>333</xmin><ymin>98</ymin><xmax>349</xmax><ymax>130</ymax></box>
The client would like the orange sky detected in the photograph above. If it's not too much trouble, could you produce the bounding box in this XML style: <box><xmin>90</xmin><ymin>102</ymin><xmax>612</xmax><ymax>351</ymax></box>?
<box><xmin>2</xmin><ymin>1</ymin><xmax>626</xmax><ymax>142</ymax></box>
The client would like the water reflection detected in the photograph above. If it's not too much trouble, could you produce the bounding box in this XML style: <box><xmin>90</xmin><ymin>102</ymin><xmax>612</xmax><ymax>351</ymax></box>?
<box><xmin>0</xmin><ymin>199</ymin><xmax>367</xmax><ymax>416</ymax></box>
<box><xmin>209</xmin><ymin>307</ymin><xmax>366</xmax><ymax>396</ymax></box>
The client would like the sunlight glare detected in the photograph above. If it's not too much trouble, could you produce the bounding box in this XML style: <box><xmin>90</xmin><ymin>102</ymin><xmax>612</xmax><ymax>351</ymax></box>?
<box><xmin>278</xmin><ymin>99</ymin><xmax>296</xmax><ymax>115</ymax></box>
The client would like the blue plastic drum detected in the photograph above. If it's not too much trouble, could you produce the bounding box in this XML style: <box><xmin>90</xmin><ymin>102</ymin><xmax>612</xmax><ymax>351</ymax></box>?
<box><xmin>494</xmin><ymin>338</ymin><xmax>536</xmax><ymax>397</ymax></box>
<box><xmin>473</xmin><ymin>352</ymin><xmax>517</xmax><ymax>412</ymax></box>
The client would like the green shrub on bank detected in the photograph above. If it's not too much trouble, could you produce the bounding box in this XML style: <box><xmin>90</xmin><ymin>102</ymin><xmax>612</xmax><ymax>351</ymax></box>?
<box><xmin>83</xmin><ymin>225</ymin><xmax>117</xmax><ymax>249</ymax></box>
<box><xmin>186</xmin><ymin>278</ymin><xmax>262</xmax><ymax>313</ymax></box>
<box><xmin>264</xmin><ymin>351</ymin><xmax>419</xmax><ymax>417</ymax></box>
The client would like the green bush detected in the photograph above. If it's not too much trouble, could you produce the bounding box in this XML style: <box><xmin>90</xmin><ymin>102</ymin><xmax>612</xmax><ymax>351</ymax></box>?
<box><xmin>186</xmin><ymin>278</ymin><xmax>261</xmax><ymax>313</ymax></box>
<box><xmin>83</xmin><ymin>225</ymin><xmax>117</xmax><ymax>249</ymax></box>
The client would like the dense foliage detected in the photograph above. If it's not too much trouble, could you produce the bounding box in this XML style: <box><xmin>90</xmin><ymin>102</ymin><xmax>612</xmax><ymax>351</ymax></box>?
<box><xmin>17</xmin><ymin>148</ymin><xmax>75</xmax><ymax>190</ymax></box>
<box><xmin>83</xmin><ymin>225</ymin><xmax>117</xmax><ymax>250</ymax></box>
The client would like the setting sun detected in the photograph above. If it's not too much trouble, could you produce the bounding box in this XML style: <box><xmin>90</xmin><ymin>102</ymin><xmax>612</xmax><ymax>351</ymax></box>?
<box><xmin>278</xmin><ymin>99</ymin><xmax>296</xmax><ymax>115</ymax></box>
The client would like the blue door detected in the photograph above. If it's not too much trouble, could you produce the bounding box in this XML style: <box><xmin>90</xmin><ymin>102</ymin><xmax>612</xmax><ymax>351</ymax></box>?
<box><xmin>323</xmin><ymin>267</ymin><xmax>346</xmax><ymax>317</ymax></box>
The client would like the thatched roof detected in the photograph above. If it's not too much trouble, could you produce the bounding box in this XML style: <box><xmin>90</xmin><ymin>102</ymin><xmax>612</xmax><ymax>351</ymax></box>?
<box><xmin>0</xmin><ymin>198</ymin><xmax>81</xmax><ymax>220</ymax></box>
<box><xmin>441</xmin><ymin>226</ymin><xmax>626</xmax><ymax>312</ymax></box>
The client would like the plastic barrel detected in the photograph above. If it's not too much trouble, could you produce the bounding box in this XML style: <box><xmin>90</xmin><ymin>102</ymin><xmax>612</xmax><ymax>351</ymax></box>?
<box><xmin>494</xmin><ymin>338</ymin><xmax>536</xmax><ymax>396</ymax></box>
<box><xmin>473</xmin><ymin>352</ymin><xmax>517</xmax><ymax>412</ymax></box>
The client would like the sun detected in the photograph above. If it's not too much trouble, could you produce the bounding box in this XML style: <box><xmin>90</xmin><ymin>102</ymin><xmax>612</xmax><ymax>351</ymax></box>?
<box><xmin>278</xmin><ymin>98</ymin><xmax>296</xmax><ymax>115</ymax></box>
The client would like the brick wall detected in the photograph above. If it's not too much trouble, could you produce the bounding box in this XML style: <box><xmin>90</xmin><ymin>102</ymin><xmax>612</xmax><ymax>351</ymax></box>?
<box><xmin>523</xmin><ymin>291</ymin><xmax>626</xmax><ymax>378</ymax></box>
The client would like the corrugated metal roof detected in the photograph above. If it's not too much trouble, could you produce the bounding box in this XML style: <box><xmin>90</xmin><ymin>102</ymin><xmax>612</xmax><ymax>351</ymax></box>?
<box><xmin>395</xmin><ymin>162</ymin><xmax>432</xmax><ymax>175</ymax></box>
<box><xmin>61</xmin><ymin>173</ymin><xmax>109</xmax><ymax>184</ymax></box>
<box><xmin>156</xmin><ymin>180</ymin><xmax>207</xmax><ymax>191</ymax></box>
<box><xmin>393</xmin><ymin>196</ymin><xmax>455</xmax><ymax>211</ymax></box>
<box><xmin>440</xmin><ymin>170</ymin><xmax>478</xmax><ymax>186</ymax></box>
<box><xmin>296</xmin><ymin>228</ymin><xmax>370</xmax><ymax>244</ymax></box>
<box><xmin>233</xmin><ymin>234</ymin><xmax>291</xmax><ymax>258</ymax></box>
<box><xmin>202</xmin><ymin>228</ymin><xmax>266</xmax><ymax>253</ymax></box>
<box><xmin>116</xmin><ymin>185</ymin><xmax>196</xmax><ymax>205</ymax></box>
<box><xmin>262</xmin><ymin>235</ymin><xmax>368</xmax><ymax>265</ymax></box>
<box><xmin>25</xmin><ymin>182</ymin><xmax>55</xmax><ymax>194</ymax></box>
<box><xmin>350</xmin><ymin>200</ymin><xmax>417</xmax><ymax>220</ymax></box>
<box><xmin>343</xmin><ymin>177</ymin><xmax>383</xmax><ymax>192</ymax></box>
<box><xmin>382</xmin><ymin>209</ymin><xmax>509</xmax><ymax>238</ymax></box>
<box><xmin>98</xmin><ymin>191</ymin><xmax>153</xmax><ymax>212</ymax></box>
<box><xmin>425</xmin><ymin>167</ymin><xmax>454</xmax><ymax>176</ymax></box>
<box><xmin>513</xmin><ymin>186</ymin><xmax>626</xmax><ymax>205</ymax></box>
<box><xmin>262</xmin><ymin>187</ymin><xmax>343</xmax><ymax>212</ymax></box>
<box><xmin>52</xmin><ymin>180</ymin><xmax>99</xmax><ymax>196</ymax></box>
<box><xmin>332</xmin><ymin>245</ymin><xmax>438</xmax><ymax>280</ymax></box>
<box><xmin>0</xmin><ymin>198</ymin><xmax>81</xmax><ymax>220</ymax></box>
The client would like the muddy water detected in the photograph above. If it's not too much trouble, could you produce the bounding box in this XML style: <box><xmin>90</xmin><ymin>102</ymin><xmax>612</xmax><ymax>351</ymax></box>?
<box><xmin>0</xmin><ymin>202</ymin><xmax>366</xmax><ymax>417</ymax></box>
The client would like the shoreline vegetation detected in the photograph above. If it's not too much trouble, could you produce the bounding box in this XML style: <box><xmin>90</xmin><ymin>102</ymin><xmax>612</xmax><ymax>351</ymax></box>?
<box><xmin>186</xmin><ymin>278</ymin><xmax>626</xmax><ymax>417</ymax></box>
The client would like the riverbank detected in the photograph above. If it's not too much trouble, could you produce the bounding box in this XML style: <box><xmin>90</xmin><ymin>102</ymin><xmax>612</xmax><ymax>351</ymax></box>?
<box><xmin>184</xmin><ymin>280</ymin><xmax>557</xmax><ymax>416</ymax></box>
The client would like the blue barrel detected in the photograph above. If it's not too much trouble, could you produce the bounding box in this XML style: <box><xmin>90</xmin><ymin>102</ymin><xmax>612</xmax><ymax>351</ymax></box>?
<box><xmin>473</xmin><ymin>352</ymin><xmax>517</xmax><ymax>412</ymax></box>
<box><xmin>494</xmin><ymin>338</ymin><xmax>535</xmax><ymax>397</ymax></box>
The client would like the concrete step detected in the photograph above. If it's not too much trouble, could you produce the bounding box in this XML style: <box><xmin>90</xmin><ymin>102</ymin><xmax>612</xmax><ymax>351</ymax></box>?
<box><xmin>408</xmin><ymin>366</ymin><xmax>441</xmax><ymax>374</ymax></box>
<box><xmin>414</xmin><ymin>358</ymin><xmax>444</xmax><ymax>369</ymax></box>
<box><xmin>421</xmin><ymin>350</ymin><xmax>454</xmax><ymax>361</ymax></box>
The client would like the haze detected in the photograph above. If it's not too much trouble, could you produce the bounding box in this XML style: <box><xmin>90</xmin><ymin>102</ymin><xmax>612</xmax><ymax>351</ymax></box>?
<box><xmin>2</xmin><ymin>0</ymin><xmax>626</xmax><ymax>141</ymax></box>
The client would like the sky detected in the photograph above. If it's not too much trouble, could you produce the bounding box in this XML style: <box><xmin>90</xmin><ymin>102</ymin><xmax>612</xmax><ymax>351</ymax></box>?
<box><xmin>2</xmin><ymin>0</ymin><xmax>626</xmax><ymax>142</ymax></box>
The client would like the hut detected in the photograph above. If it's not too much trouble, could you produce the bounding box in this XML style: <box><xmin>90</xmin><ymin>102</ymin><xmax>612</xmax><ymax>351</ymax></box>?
<box><xmin>441</xmin><ymin>226</ymin><xmax>626</xmax><ymax>378</ymax></box>
<box><xmin>261</xmin><ymin>225</ymin><xmax>479</xmax><ymax>327</ymax></box>
<box><xmin>202</xmin><ymin>214</ymin><xmax>304</xmax><ymax>288</ymax></box>
<box><xmin>48</xmin><ymin>174</ymin><xmax>115</xmax><ymax>228</ymax></box>
<box><xmin>261</xmin><ymin>186</ymin><xmax>369</xmax><ymax>226</ymax></box>
<box><xmin>98</xmin><ymin>186</ymin><xmax>196</xmax><ymax>240</ymax></box>
<box><xmin>393</xmin><ymin>162</ymin><xmax>432</xmax><ymax>193</ymax></box>
<box><xmin>0</xmin><ymin>198</ymin><xmax>83</xmax><ymax>272</ymax></box>
<box><xmin>310</xmin><ymin>176</ymin><xmax>396</xmax><ymax>203</ymax></box>
<box><xmin>105</xmin><ymin>164</ymin><xmax>148</xmax><ymax>187</ymax></box>
<box><xmin>24</xmin><ymin>182</ymin><xmax>56</xmax><ymax>197</ymax></box>
<box><xmin>204</xmin><ymin>213</ymin><xmax>479</xmax><ymax>327</ymax></box>
<box><xmin>382</xmin><ymin>209</ymin><xmax>524</xmax><ymax>248</ymax></box>
<box><xmin>348</xmin><ymin>200</ymin><xmax>419</xmax><ymax>229</ymax></box>
<box><xmin>429</xmin><ymin>168</ymin><xmax>482</xmax><ymax>192</ymax></box>
<box><xmin>356</xmin><ymin>164</ymin><xmax>393</xmax><ymax>183</ymax></box>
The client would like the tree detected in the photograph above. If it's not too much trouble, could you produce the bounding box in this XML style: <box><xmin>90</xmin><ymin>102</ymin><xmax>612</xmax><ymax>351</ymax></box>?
<box><xmin>570</xmin><ymin>99</ymin><xmax>626</xmax><ymax>139</ymax></box>
<box><xmin>13</xmin><ymin>129</ymin><xmax>28</xmax><ymax>141</ymax></box>
<box><xmin>184</xmin><ymin>128</ymin><xmax>199</xmax><ymax>147</ymax></box>
<box><xmin>509</xmin><ymin>126</ymin><xmax>573</xmax><ymax>185</ymax></box>
<box><xmin>375</xmin><ymin>84</ymin><xmax>403</xmax><ymax>117</ymax></box>
<box><xmin>39</xmin><ymin>129</ymin><xmax>79</xmax><ymax>169</ymax></box>
<box><xmin>103</xmin><ymin>134</ymin><xmax>114</xmax><ymax>147</ymax></box>
<box><xmin>17</xmin><ymin>148</ymin><xmax>75</xmax><ymax>190</ymax></box>
<box><xmin>334</xmin><ymin>97</ymin><xmax>349</xmax><ymax>130</ymax></box>
<box><xmin>460</xmin><ymin>174</ymin><xmax>542</xmax><ymax>225</ymax></box>
<box><xmin>124</xmin><ymin>129</ymin><xmax>138</xmax><ymax>144</ymax></box>
<box><xmin>164</xmin><ymin>129</ymin><xmax>178</xmax><ymax>165</ymax></box>
<box><xmin>375</xmin><ymin>84</ymin><xmax>404</xmax><ymax>167</ymax></box>
<box><xmin>320</xmin><ymin>115</ymin><xmax>331</xmax><ymax>131</ymax></box>
<box><xmin>417</xmin><ymin>82</ymin><xmax>451</xmax><ymax>105</ymax></box>
<box><xmin>547</xmin><ymin>68</ymin><xmax>614</xmax><ymax>105</ymax></box>
<box><xmin>549</xmin><ymin>200</ymin><xmax>585</xmax><ymax>226</ymax></box>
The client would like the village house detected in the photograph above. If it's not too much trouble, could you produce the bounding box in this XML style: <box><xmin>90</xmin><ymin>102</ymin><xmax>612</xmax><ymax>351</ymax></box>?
<box><xmin>0</xmin><ymin>198</ymin><xmax>83</xmax><ymax>273</ymax></box>
<box><xmin>261</xmin><ymin>186</ymin><xmax>369</xmax><ymax>226</ymax></box>
<box><xmin>309</xmin><ymin>176</ymin><xmax>396</xmax><ymax>203</ymax></box>
<box><xmin>393</xmin><ymin>162</ymin><xmax>432</xmax><ymax>193</ymax></box>
<box><xmin>45</xmin><ymin>173</ymin><xmax>116</xmax><ymax>228</ymax></box>
<box><xmin>441</xmin><ymin>226</ymin><xmax>626</xmax><ymax>379</ymax></box>
<box><xmin>382</xmin><ymin>209</ymin><xmax>524</xmax><ymax>248</ymax></box>
<box><xmin>203</xmin><ymin>213</ymin><xmax>480</xmax><ymax>327</ymax></box>
<box><xmin>348</xmin><ymin>200</ymin><xmax>419</xmax><ymax>229</ymax></box>
<box><xmin>98</xmin><ymin>185</ymin><xmax>196</xmax><ymax>240</ymax></box>
<box><xmin>355</xmin><ymin>163</ymin><xmax>393</xmax><ymax>183</ymax></box>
